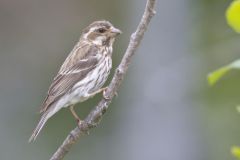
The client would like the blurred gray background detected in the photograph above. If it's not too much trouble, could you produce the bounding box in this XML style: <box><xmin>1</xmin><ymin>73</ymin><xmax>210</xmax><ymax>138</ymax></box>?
<box><xmin>0</xmin><ymin>0</ymin><xmax>240</xmax><ymax>159</ymax></box>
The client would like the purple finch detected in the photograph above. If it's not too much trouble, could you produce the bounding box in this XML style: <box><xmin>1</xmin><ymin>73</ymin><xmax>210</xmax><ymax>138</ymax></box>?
<box><xmin>29</xmin><ymin>20</ymin><xmax>121</xmax><ymax>142</ymax></box>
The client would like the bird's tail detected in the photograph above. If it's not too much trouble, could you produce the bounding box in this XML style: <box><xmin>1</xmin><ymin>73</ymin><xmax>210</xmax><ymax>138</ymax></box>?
<box><xmin>28</xmin><ymin>109</ymin><xmax>52</xmax><ymax>143</ymax></box>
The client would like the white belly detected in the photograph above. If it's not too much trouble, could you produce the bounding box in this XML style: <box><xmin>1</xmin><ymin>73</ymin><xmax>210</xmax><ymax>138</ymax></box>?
<box><xmin>54</xmin><ymin>56</ymin><xmax>112</xmax><ymax>109</ymax></box>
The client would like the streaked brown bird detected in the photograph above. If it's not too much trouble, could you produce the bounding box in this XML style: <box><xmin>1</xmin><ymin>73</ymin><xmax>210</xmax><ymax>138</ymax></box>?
<box><xmin>29</xmin><ymin>20</ymin><xmax>121</xmax><ymax>142</ymax></box>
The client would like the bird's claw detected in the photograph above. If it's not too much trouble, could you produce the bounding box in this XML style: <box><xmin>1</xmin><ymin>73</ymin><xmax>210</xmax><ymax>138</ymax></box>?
<box><xmin>103</xmin><ymin>88</ymin><xmax>111</xmax><ymax>100</ymax></box>
<box><xmin>77</xmin><ymin>120</ymin><xmax>90</xmax><ymax>135</ymax></box>
<box><xmin>102</xmin><ymin>87</ymin><xmax>119</xmax><ymax>99</ymax></box>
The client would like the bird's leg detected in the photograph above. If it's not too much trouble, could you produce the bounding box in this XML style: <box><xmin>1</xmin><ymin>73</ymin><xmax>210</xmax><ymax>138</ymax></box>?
<box><xmin>88</xmin><ymin>87</ymin><xmax>110</xmax><ymax>100</ymax></box>
<box><xmin>70</xmin><ymin>105</ymin><xmax>81</xmax><ymax>122</ymax></box>
<box><xmin>70</xmin><ymin>105</ymin><xmax>84</xmax><ymax>126</ymax></box>
<box><xmin>69</xmin><ymin>105</ymin><xmax>90</xmax><ymax>134</ymax></box>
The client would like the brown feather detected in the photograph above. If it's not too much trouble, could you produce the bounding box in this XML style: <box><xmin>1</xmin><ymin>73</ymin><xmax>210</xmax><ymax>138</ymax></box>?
<box><xmin>40</xmin><ymin>41</ymin><xmax>99</xmax><ymax>113</ymax></box>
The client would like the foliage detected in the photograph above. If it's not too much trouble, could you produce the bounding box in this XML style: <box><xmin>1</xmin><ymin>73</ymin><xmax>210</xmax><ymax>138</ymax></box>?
<box><xmin>226</xmin><ymin>0</ymin><xmax>240</xmax><ymax>33</ymax></box>
<box><xmin>207</xmin><ymin>59</ymin><xmax>240</xmax><ymax>85</ymax></box>
<box><xmin>208</xmin><ymin>59</ymin><xmax>240</xmax><ymax>159</ymax></box>
<box><xmin>208</xmin><ymin>1</ymin><xmax>240</xmax><ymax>159</ymax></box>
<box><xmin>232</xmin><ymin>146</ymin><xmax>240</xmax><ymax>159</ymax></box>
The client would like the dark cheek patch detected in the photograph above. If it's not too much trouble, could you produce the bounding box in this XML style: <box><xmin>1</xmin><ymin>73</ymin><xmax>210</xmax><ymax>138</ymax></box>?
<box><xmin>87</xmin><ymin>32</ymin><xmax>98</xmax><ymax>40</ymax></box>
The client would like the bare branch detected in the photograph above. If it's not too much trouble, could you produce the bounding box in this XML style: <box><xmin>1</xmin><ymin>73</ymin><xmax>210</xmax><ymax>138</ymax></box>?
<box><xmin>50</xmin><ymin>0</ymin><xmax>156</xmax><ymax>159</ymax></box>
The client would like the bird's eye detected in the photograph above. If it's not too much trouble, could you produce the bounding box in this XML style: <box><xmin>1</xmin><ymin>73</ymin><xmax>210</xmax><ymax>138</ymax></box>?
<box><xmin>97</xmin><ymin>28</ymin><xmax>106</xmax><ymax>33</ymax></box>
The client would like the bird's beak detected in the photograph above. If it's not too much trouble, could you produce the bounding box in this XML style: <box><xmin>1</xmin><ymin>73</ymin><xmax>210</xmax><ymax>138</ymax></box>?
<box><xmin>110</xmin><ymin>27</ymin><xmax>122</xmax><ymax>35</ymax></box>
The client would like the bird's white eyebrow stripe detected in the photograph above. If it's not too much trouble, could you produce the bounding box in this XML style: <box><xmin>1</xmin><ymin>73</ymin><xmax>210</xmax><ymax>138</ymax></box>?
<box><xmin>83</xmin><ymin>27</ymin><xmax>98</xmax><ymax>39</ymax></box>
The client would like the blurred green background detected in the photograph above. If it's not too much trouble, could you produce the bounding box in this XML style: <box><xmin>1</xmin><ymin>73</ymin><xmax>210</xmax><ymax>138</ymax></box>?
<box><xmin>0</xmin><ymin>0</ymin><xmax>240</xmax><ymax>159</ymax></box>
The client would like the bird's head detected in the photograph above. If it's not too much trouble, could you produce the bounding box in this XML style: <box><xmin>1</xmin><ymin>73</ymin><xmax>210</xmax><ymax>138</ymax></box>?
<box><xmin>82</xmin><ymin>20</ymin><xmax>122</xmax><ymax>46</ymax></box>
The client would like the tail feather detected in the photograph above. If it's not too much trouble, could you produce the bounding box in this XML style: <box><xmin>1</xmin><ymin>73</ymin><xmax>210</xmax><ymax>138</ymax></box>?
<box><xmin>28</xmin><ymin>111</ymin><xmax>50</xmax><ymax>143</ymax></box>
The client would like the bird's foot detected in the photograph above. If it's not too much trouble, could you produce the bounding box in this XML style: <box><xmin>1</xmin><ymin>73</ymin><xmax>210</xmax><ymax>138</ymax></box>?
<box><xmin>103</xmin><ymin>87</ymin><xmax>111</xmax><ymax>100</ymax></box>
<box><xmin>77</xmin><ymin>120</ymin><xmax>90</xmax><ymax>135</ymax></box>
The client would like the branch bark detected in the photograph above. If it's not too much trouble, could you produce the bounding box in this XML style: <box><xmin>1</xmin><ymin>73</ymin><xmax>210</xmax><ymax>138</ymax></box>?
<box><xmin>50</xmin><ymin>0</ymin><xmax>156</xmax><ymax>159</ymax></box>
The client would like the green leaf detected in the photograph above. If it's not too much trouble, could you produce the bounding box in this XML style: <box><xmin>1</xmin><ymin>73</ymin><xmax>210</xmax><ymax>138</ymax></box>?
<box><xmin>208</xmin><ymin>66</ymin><xmax>231</xmax><ymax>85</ymax></box>
<box><xmin>231</xmin><ymin>146</ymin><xmax>240</xmax><ymax>159</ymax></box>
<box><xmin>226</xmin><ymin>0</ymin><xmax>240</xmax><ymax>33</ymax></box>
<box><xmin>207</xmin><ymin>59</ymin><xmax>240</xmax><ymax>85</ymax></box>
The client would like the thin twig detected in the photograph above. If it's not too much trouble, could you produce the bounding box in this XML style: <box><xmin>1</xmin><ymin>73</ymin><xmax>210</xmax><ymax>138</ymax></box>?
<box><xmin>50</xmin><ymin>0</ymin><xmax>156</xmax><ymax>159</ymax></box>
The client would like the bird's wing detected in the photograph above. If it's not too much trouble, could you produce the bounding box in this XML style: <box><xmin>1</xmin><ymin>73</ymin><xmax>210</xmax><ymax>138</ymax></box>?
<box><xmin>40</xmin><ymin>44</ymin><xmax>99</xmax><ymax>113</ymax></box>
